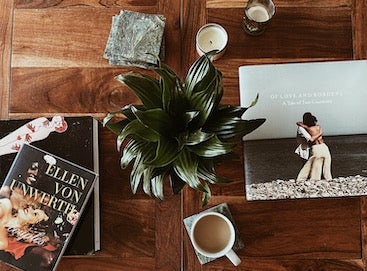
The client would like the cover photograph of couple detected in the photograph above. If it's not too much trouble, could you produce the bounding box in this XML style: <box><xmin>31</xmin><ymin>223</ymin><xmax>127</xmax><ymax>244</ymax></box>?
<box><xmin>239</xmin><ymin>60</ymin><xmax>367</xmax><ymax>201</ymax></box>
<box><xmin>244</xmin><ymin>111</ymin><xmax>367</xmax><ymax>201</ymax></box>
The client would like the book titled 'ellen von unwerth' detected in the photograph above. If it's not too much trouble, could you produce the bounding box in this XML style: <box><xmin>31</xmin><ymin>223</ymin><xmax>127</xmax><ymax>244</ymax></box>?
<box><xmin>0</xmin><ymin>116</ymin><xmax>100</xmax><ymax>256</ymax></box>
<box><xmin>0</xmin><ymin>144</ymin><xmax>98</xmax><ymax>271</ymax></box>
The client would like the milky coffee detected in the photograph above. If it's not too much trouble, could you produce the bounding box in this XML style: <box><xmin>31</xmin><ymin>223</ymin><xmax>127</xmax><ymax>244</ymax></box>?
<box><xmin>192</xmin><ymin>214</ymin><xmax>231</xmax><ymax>254</ymax></box>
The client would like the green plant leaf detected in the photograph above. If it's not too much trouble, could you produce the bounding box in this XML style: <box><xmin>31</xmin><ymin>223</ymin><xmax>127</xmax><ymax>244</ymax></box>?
<box><xmin>185</xmin><ymin>54</ymin><xmax>211</xmax><ymax>93</ymax></box>
<box><xmin>204</xmin><ymin>102</ymin><xmax>266</xmax><ymax>142</ymax></box>
<box><xmin>189</xmin><ymin>80</ymin><xmax>220</xmax><ymax>126</ymax></box>
<box><xmin>197</xmin><ymin>159</ymin><xmax>231</xmax><ymax>184</ymax></box>
<box><xmin>129</xmin><ymin>143</ymin><xmax>157</xmax><ymax>194</ymax></box>
<box><xmin>103</xmin><ymin>112</ymin><xmax>117</xmax><ymax>127</ymax></box>
<box><xmin>211</xmin><ymin>105</ymin><xmax>247</xmax><ymax>119</ymax></box>
<box><xmin>205</xmin><ymin>118</ymin><xmax>265</xmax><ymax>142</ymax></box>
<box><xmin>239</xmin><ymin>119</ymin><xmax>266</xmax><ymax>137</ymax></box>
<box><xmin>183</xmin><ymin>111</ymin><xmax>199</xmax><ymax>128</ymax></box>
<box><xmin>120</xmin><ymin>104</ymin><xmax>146</xmax><ymax>120</ymax></box>
<box><xmin>201</xmin><ymin>182</ymin><xmax>211</xmax><ymax>207</ymax></box>
<box><xmin>154</xmin><ymin>63</ymin><xmax>182</xmax><ymax>110</ymax></box>
<box><xmin>116</xmin><ymin>73</ymin><xmax>162</xmax><ymax>109</ymax></box>
<box><xmin>205</xmin><ymin>107</ymin><xmax>246</xmax><ymax>134</ymax></box>
<box><xmin>105</xmin><ymin>118</ymin><xmax>130</xmax><ymax>136</ymax></box>
<box><xmin>155</xmin><ymin>63</ymin><xmax>190</xmax><ymax>119</ymax></box>
<box><xmin>151</xmin><ymin>174</ymin><xmax>165</xmax><ymax>200</ymax></box>
<box><xmin>186</xmin><ymin>129</ymin><xmax>214</xmax><ymax>146</ymax></box>
<box><xmin>132</xmin><ymin>106</ymin><xmax>174</xmax><ymax>136</ymax></box>
<box><xmin>247</xmin><ymin>93</ymin><xmax>260</xmax><ymax>108</ymax></box>
<box><xmin>169</xmin><ymin>172</ymin><xmax>187</xmax><ymax>195</ymax></box>
<box><xmin>173</xmin><ymin>150</ymin><xmax>208</xmax><ymax>193</ymax></box>
<box><xmin>107</xmin><ymin>55</ymin><xmax>266</xmax><ymax>206</ymax></box>
<box><xmin>164</xmin><ymin>84</ymin><xmax>188</xmax><ymax>121</ymax></box>
<box><xmin>188</xmin><ymin>67</ymin><xmax>223</xmax><ymax>127</ymax></box>
<box><xmin>130</xmin><ymin>152</ymin><xmax>144</xmax><ymax>194</ymax></box>
<box><xmin>143</xmin><ymin>167</ymin><xmax>154</xmax><ymax>196</ymax></box>
<box><xmin>191</xmin><ymin>60</ymin><xmax>219</xmax><ymax>95</ymax></box>
<box><xmin>189</xmin><ymin>136</ymin><xmax>236</xmax><ymax>157</ymax></box>
<box><xmin>146</xmin><ymin>137</ymin><xmax>180</xmax><ymax>167</ymax></box>
<box><xmin>117</xmin><ymin>119</ymin><xmax>160</xmax><ymax>151</ymax></box>
<box><xmin>120</xmin><ymin>139</ymin><xmax>140</xmax><ymax>168</ymax></box>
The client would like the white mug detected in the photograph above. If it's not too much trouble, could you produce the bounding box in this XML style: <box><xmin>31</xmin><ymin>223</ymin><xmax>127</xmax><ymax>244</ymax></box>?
<box><xmin>190</xmin><ymin>212</ymin><xmax>241</xmax><ymax>266</ymax></box>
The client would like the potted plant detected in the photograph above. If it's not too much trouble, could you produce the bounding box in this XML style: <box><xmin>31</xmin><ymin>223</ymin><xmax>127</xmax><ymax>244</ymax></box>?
<box><xmin>103</xmin><ymin>53</ymin><xmax>265</xmax><ymax>205</ymax></box>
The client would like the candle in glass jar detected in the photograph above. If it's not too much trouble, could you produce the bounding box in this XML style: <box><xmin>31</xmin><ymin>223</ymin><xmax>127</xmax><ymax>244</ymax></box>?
<box><xmin>242</xmin><ymin>0</ymin><xmax>275</xmax><ymax>35</ymax></box>
<box><xmin>247</xmin><ymin>5</ymin><xmax>270</xmax><ymax>22</ymax></box>
<box><xmin>196</xmin><ymin>23</ymin><xmax>228</xmax><ymax>60</ymax></box>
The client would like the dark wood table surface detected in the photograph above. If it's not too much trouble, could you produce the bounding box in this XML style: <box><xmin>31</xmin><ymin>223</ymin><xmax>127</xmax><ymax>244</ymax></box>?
<box><xmin>1</xmin><ymin>0</ymin><xmax>367</xmax><ymax>270</ymax></box>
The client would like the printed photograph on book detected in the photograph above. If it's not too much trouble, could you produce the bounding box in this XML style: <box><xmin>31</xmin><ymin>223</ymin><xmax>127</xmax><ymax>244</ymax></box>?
<box><xmin>0</xmin><ymin>116</ymin><xmax>100</xmax><ymax>257</ymax></box>
<box><xmin>0</xmin><ymin>144</ymin><xmax>97</xmax><ymax>271</ymax></box>
<box><xmin>239</xmin><ymin>60</ymin><xmax>367</xmax><ymax>200</ymax></box>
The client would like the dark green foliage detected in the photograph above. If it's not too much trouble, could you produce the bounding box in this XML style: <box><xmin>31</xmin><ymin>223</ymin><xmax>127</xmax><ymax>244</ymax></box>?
<box><xmin>104</xmin><ymin>54</ymin><xmax>265</xmax><ymax>205</ymax></box>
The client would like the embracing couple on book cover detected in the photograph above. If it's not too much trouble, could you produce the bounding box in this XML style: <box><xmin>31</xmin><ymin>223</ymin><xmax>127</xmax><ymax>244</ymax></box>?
<box><xmin>239</xmin><ymin>60</ymin><xmax>367</xmax><ymax>201</ymax></box>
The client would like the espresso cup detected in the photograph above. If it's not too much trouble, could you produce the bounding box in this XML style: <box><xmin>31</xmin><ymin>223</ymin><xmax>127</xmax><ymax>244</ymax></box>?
<box><xmin>190</xmin><ymin>212</ymin><xmax>241</xmax><ymax>266</ymax></box>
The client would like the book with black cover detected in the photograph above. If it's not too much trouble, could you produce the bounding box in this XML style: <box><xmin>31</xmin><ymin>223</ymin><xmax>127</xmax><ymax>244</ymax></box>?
<box><xmin>0</xmin><ymin>116</ymin><xmax>100</xmax><ymax>255</ymax></box>
<box><xmin>0</xmin><ymin>144</ymin><xmax>97</xmax><ymax>271</ymax></box>
<box><xmin>239</xmin><ymin>60</ymin><xmax>367</xmax><ymax>200</ymax></box>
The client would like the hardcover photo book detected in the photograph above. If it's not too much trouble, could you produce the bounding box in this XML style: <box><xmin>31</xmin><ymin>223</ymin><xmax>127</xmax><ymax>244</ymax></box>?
<box><xmin>0</xmin><ymin>116</ymin><xmax>100</xmax><ymax>256</ymax></box>
<box><xmin>239</xmin><ymin>60</ymin><xmax>367</xmax><ymax>200</ymax></box>
<box><xmin>0</xmin><ymin>144</ymin><xmax>98</xmax><ymax>271</ymax></box>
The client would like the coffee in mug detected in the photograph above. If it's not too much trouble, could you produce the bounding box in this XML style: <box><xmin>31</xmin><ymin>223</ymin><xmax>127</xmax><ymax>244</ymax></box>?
<box><xmin>190</xmin><ymin>212</ymin><xmax>241</xmax><ymax>266</ymax></box>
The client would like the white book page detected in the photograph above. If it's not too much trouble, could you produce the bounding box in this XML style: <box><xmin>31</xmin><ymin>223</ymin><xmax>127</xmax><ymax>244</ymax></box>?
<box><xmin>239</xmin><ymin>60</ymin><xmax>367</xmax><ymax>140</ymax></box>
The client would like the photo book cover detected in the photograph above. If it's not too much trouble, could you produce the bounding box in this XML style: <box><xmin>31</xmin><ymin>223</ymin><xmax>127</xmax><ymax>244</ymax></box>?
<box><xmin>239</xmin><ymin>60</ymin><xmax>367</xmax><ymax>200</ymax></box>
<box><xmin>0</xmin><ymin>144</ymin><xmax>97</xmax><ymax>271</ymax></box>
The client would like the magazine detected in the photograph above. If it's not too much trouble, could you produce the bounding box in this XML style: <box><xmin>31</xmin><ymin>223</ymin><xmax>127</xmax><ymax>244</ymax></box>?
<box><xmin>239</xmin><ymin>60</ymin><xmax>367</xmax><ymax>200</ymax></box>
<box><xmin>0</xmin><ymin>144</ymin><xmax>97</xmax><ymax>271</ymax></box>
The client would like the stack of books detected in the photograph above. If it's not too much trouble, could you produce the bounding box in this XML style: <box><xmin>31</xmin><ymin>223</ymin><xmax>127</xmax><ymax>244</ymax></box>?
<box><xmin>0</xmin><ymin>116</ymin><xmax>100</xmax><ymax>271</ymax></box>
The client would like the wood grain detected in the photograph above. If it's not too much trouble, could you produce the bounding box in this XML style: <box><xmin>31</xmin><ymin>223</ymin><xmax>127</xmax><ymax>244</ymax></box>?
<box><xmin>361</xmin><ymin>196</ymin><xmax>367</xmax><ymax>269</ymax></box>
<box><xmin>2</xmin><ymin>0</ymin><xmax>367</xmax><ymax>270</ymax></box>
<box><xmin>181</xmin><ymin>0</ymin><xmax>207</xmax><ymax>72</ymax></box>
<box><xmin>12</xmin><ymin>8</ymin><xmax>123</xmax><ymax>67</ymax></box>
<box><xmin>207</xmin><ymin>7</ymin><xmax>353</xmax><ymax>60</ymax></box>
<box><xmin>155</xmin><ymin>4</ymin><xmax>182</xmax><ymax>268</ymax></box>
<box><xmin>207</xmin><ymin>0</ymin><xmax>352</xmax><ymax>8</ymax></box>
<box><xmin>202</xmin><ymin>259</ymin><xmax>363</xmax><ymax>271</ymax></box>
<box><xmin>10</xmin><ymin>67</ymin><xmax>141</xmax><ymax>116</ymax></box>
<box><xmin>14</xmin><ymin>0</ymin><xmax>158</xmax><ymax>8</ymax></box>
<box><xmin>0</xmin><ymin>0</ymin><xmax>12</xmax><ymax>119</ymax></box>
<box><xmin>353</xmin><ymin>0</ymin><xmax>367</xmax><ymax>59</ymax></box>
<box><xmin>58</xmin><ymin>256</ymin><xmax>156</xmax><ymax>271</ymax></box>
<box><xmin>181</xmin><ymin>0</ymin><xmax>365</xmax><ymax>271</ymax></box>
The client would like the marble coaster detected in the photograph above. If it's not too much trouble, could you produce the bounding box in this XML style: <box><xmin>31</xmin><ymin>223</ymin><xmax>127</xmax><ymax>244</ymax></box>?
<box><xmin>104</xmin><ymin>9</ymin><xmax>166</xmax><ymax>69</ymax></box>
<box><xmin>183</xmin><ymin>203</ymin><xmax>244</xmax><ymax>264</ymax></box>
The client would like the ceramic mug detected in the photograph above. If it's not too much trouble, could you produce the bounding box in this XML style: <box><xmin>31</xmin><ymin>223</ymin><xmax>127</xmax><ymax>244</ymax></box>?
<box><xmin>190</xmin><ymin>212</ymin><xmax>241</xmax><ymax>266</ymax></box>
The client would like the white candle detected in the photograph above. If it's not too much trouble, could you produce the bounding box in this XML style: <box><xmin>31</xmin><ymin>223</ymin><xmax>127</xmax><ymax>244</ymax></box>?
<box><xmin>196</xmin><ymin>23</ymin><xmax>228</xmax><ymax>60</ymax></box>
<box><xmin>247</xmin><ymin>6</ymin><xmax>270</xmax><ymax>22</ymax></box>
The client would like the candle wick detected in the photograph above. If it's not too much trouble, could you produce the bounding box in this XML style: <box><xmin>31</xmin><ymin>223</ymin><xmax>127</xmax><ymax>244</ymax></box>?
<box><xmin>210</xmin><ymin>40</ymin><xmax>213</xmax><ymax>44</ymax></box>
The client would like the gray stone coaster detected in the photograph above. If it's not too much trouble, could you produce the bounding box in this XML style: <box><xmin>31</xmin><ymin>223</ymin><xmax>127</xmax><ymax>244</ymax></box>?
<box><xmin>104</xmin><ymin>9</ymin><xmax>166</xmax><ymax>69</ymax></box>
<box><xmin>183</xmin><ymin>203</ymin><xmax>244</xmax><ymax>265</ymax></box>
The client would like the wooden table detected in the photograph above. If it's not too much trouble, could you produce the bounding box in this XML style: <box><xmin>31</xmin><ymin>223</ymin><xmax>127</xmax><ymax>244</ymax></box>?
<box><xmin>1</xmin><ymin>0</ymin><xmax>367</xmax><ymax>270</ymax></box>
